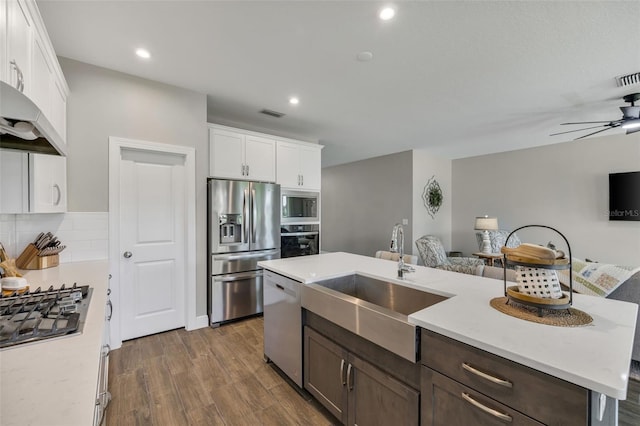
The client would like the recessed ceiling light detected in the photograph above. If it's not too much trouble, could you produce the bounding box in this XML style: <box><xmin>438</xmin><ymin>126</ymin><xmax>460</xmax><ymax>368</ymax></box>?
<box><xmin>289</xmin><ymin>97</ymin><xmax>299</xmax><ymax>105</ymax></box>
<box><xmin>135</xmin><ymin>48</ymin><xmax>151</xmax><ymax>59</ymax></box>
<box><xmin>379</xmin><ymin>6</ymin><xmax>396</xmax><ymax>21</ymax></box>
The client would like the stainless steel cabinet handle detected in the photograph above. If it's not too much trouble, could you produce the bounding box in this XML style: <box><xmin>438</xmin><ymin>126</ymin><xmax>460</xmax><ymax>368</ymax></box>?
<box><xmin>10</xmin><ymin>60</ymin><xmax>23</xmax><ymax>92</ymax></box>
<box><xmin>106</xmin><ymin>299</ymin><xmax>113</xmax><ymax>321</ymax></box>
<box><xmin>461</xmin><ymin>392</ymin><xmax>512</xmax><ymax>422</ymax></box>
<box><xmin>462</xmin><ymin>363</ymin><xmax>513</xmax><ymax>388</ymax></box>
<box><xmin>241</xmin><ymin>164</ymin><xmax>245</xmax><ymax>176</ymax></box>
<box><xmin>123</xmin><ymin>251</ymin><xmax>132</xmax><ymax>258</ymax></box>
<box><xmin>301</xmin><ymin>175</ymin><xmax>304</xmax><ymax>186</ymax></box>
<box><xmin>53</xmin><ymin>184</ymin><xmax>62</xmax><ymax>206</ymax></box>
<box><xmin>340</xmin><ymin>359</ymin><xmax>346</xmax><ymax>386</ymax></box>
<box><xmin>246</xmin><ymin>164</ymin><xmax>249</xmax><ymax>176</ymax></box>
<box><xmin>347</xmin><ymin>363</ymin><xmax>354</xmax><ymax>390</ymax></box>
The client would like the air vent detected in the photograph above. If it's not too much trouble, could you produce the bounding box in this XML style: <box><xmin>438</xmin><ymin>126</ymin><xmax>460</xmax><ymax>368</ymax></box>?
<box><xmin>616</xmin><ymin>72</ymin><xmax>640</xmax><ymax>87</ymax></box>
<box><xmin>259</xmin><ymin>109</ymin><xmax>285</xmax><ymax>118</ymax></box>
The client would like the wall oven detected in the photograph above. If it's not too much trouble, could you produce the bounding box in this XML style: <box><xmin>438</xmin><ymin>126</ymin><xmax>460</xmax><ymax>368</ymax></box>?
<box><xmin>281</xmin><ymin>224</ymin><xmax>320</xmax><ymax>258</ymax></box>
<box><xmin>281</xmin><ymin>190</ymin><xmax>319</xmax><ymax>224</ymax></box>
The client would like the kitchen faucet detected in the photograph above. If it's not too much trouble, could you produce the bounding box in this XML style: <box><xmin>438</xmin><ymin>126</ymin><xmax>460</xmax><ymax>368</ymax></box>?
<box><xmin>390</xmin><ymin>223</ymin><xmax>415</xmax><ymax>279</ymax></box>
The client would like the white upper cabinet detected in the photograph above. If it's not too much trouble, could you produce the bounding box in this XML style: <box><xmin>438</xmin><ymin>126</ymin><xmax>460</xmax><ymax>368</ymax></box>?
<box><xmin>30</xmin><ymin>29</ymin><xmax>52</xmax><ymax>117</ymax></box>
<box><xmin>5</xmin><ymin>0</ymin><xmax>32</xmax><ymax>97</ymax></box>
<box><xmin>0</xmin><ymin>149</ymin><xmax>29</xmax><ymax>213</ymax></box>
<box><xmin>0</xmin><ymin>150</ymin><xmax>67</xmax><ymax>213</ymax></box>
<box><xmin>1</xmin><ymin>0</ymin><xmax>69</xmax><ymax>150</ymax></box>
<box><xmin>276</xmin><ymin>141</ymin><xmax>322</xmax><ymax>190</ymax></box>
<box><xmin>209</xmin><ymin>125</ymin><xmax>276</xmax><ymax>182</ymax></box>
<box><xmin>29</xmin><ymin>152</ymin><xmax>67</xmax><ymax>213</ymax></box>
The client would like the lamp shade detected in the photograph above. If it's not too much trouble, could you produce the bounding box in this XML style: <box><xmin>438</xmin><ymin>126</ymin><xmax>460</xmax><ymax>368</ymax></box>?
<box><xmin>474</xmin><ymin>216</ymin><xmax>498</xmax><ymax>231</ymax></box>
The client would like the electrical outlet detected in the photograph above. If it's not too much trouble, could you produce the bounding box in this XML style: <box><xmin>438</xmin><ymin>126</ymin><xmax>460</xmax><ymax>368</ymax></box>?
<box><xmin>402</xmin><ymin>219</ymin><xmax>409</xmax><ymax>225</ymax></box>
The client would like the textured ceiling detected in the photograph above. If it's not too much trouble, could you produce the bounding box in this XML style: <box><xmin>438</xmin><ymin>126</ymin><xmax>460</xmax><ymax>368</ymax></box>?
<box><xmin>37</xmin><ymin>0</ymin><xmax>640</xmax><ymax>167</ymax></box>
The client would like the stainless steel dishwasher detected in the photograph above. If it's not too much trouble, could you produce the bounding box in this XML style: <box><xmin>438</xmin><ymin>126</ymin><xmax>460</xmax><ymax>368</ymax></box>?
<box><xmin>263</xmin><ymin>269</ymin><xmax>302</xmax><ymax>387</ymax></box>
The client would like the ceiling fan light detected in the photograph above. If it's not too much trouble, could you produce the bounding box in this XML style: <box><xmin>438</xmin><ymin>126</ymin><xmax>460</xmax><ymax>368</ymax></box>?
<box><xmin>621</xmin><ymin>119</ymin><xmax>640</xmax><ymax>130</ymax></box>
<box><xmin>620</xmin><ymin>106</ymin><xmax>640</xmax><ymax>119</ymax></box>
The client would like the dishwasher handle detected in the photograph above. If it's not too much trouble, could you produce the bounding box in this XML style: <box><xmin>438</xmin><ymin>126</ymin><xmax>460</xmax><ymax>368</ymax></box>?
<box><xmin>266</xmin><ymin>278</ymin><xmax>297</xmax><ymax>298</ymax></box>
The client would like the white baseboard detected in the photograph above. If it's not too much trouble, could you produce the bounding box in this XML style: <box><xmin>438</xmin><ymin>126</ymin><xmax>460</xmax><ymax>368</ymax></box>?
<box><xmin>186</xmin><ymin>315</ymin><xmax>210</xmax><ymax>331</ymax></box>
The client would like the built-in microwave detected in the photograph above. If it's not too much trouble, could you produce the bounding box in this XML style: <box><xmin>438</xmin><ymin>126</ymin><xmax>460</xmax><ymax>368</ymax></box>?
<box><xmin>281</xmin><ymin>190</ymin><xmax>319</xmax><ymax>223</ymax></box>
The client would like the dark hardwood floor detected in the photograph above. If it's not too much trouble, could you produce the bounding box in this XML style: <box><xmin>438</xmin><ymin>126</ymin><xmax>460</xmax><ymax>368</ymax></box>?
<box><xmin>107</xmin><ymin>316</ymin><xmax>640</xmax><ymax>425</ymax></box>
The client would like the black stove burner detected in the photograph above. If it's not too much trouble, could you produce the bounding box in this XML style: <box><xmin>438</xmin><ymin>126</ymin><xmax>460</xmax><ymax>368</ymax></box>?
<box><xmin>0</xmin><ymin>284</ymin><xmax>90</xmax><ymax>349</ymax></box>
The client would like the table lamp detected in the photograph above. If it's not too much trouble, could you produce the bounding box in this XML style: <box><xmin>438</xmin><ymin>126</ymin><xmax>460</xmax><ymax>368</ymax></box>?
<box><xmin>475</xmin><ymin>216</ymin><xmax>499</xmax><ymax>254</ymax></box>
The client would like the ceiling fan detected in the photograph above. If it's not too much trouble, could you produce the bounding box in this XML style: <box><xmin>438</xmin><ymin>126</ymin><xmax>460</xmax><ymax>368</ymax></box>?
<box><xmin>550</xmin><ymin>93</ymin><xmax>640</xmax><ymax>140</ymax></box>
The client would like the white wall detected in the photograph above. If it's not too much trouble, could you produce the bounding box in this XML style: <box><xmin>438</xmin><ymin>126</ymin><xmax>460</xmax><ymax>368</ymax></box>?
<box><xmin>57</xmin><ymin>58</ymin><xmax>209</xmax><ymax>316</ymax></box>
<box><xmin>321</xmin><ymin>151</ymin><xmax>413</xmax><ymax>256</ymax></box>
<box><xmin>412</xmin><ymin>149</ymin><xmax>453</xmax><ymax>253</ymax></box>
<box><xmin>0</xmin><ymin>212</ymin><xmax>108</xmax><ymax>262</ymax></box>
<box><xmin>452</xmin><ymin>133</ymin><xmax>640</xmax><ymax>265</ymax></box>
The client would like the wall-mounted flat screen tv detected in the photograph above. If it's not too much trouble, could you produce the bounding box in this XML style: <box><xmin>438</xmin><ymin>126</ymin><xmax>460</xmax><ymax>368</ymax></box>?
<box><xmin>609</xmin><ymin>171</ymin><xmax>640</xmax><ymax>221</ymax></box>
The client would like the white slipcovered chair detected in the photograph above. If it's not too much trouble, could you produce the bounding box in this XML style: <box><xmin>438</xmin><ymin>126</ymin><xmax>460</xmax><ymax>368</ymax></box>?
<box><xmin>375</xmin><ymin>250</ymin><xmax>418</xmax><ymax>265</ymax></box>
<box><xmin>415</xmin><ymin>235</ymin><xmax>484</xmax><ymax>275</ymax></box>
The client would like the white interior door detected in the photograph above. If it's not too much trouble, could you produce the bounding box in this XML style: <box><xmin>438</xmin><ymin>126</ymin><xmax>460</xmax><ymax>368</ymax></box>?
<box><xmin>119</xmin><ymin>148</ymin><xmax>186</xmax><ymax>340</ymax></box>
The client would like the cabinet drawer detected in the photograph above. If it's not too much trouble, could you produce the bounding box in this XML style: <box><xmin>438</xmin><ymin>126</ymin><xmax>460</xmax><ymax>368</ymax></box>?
<box><xmin>422</xmin><ymin>366</ymin><xmax>543</xmax><ymax>426</ymax></box>
<box><xmin>421</xmin><ymin>330</ymin><xmax>588</xmax><ymax>426</ymax></box>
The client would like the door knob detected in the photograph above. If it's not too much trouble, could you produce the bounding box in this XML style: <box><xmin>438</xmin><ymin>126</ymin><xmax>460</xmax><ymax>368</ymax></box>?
<box><xmin>123</xmin><ymin>251</ymin><xmax>132</xmax><ymax>258</ymax></box>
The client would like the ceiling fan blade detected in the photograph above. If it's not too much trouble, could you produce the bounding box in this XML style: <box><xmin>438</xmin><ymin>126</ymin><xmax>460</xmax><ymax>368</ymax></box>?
<box><xmin>574</xmin><ymin>126</ymin><xmax>617</xmax><ymax>140</ymax></box>
<box><xmin>550</xmin><ymin>124</ymin><xmax>608</xmax><ymax>136</ymax></box>
<box><xmin>560</xmin><ymin>121</ymin><xmax>613</xmax><ymax>125</ymax></box>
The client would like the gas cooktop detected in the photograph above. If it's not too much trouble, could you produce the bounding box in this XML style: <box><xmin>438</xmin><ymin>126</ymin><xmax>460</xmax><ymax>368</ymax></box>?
<box><xmin>0</xmin><ymin>284</ymin><xmax>92</xmax><ymax>349</ymax></box>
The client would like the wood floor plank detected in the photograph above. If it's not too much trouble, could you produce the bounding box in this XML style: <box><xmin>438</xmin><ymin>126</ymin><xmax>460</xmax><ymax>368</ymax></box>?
<box><xmin>183</xmin><ymin>403</ymin><xmax>226</xmax><ymax>426</ymax></box>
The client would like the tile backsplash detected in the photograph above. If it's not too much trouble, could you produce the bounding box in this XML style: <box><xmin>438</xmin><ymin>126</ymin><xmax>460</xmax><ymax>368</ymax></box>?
<box><xmin>0</xmin><ymin>212</ymin><xmax>108</xmax><ymax>263</ymax></box>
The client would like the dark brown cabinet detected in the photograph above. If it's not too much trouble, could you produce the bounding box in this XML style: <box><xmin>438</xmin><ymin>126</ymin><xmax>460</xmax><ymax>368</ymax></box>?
<box><xmin>421</xmin><ymin>329</ymin><xmax>589</xmax><ymax>426</ymax></box>
<box><xmin>422</xmin><ymin>367</ymin><xmax>543</xmax><ymax>426</ymax></box>
<box><xmin>304</xmin><ymin>326</ymin><xmax>419</xmax><ymax>426</ymax></box>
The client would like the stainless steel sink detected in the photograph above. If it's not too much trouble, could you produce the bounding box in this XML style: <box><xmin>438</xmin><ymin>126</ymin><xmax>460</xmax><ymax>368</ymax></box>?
<box><xmin>301</xmin><ymin>274</ymin><xmax>449</xmax><ymax>362</ymax></box>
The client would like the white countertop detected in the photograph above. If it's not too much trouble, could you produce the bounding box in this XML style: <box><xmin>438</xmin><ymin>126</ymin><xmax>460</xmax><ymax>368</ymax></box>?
<box><xmin>0</xmin><ymin>260</ymin><xmax>109</xmax><ymax>426</ymax></box>
<box><xmin>259</xmin><ymin>252</ymin><xmax>638</xmax><ymax>400</ymax></box>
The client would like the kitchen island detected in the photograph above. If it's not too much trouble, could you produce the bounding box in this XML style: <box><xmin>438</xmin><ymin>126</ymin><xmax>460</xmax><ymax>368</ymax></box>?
<box><xmin>0</xmin><ymin>260</ymin><xmax>109</xmax><ymax>426</ymax></box>
<box><xmin>259</xmin><ymin>252</ymin><xmax>637</xmax><ymax>424</ymax></box>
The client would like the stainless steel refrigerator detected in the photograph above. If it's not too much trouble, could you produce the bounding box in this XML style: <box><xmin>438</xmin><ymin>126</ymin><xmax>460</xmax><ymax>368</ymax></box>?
<box><xmin>207</xmin><ymin>178</ymin><xmax>281</xmax><ymax>326</ymax></box>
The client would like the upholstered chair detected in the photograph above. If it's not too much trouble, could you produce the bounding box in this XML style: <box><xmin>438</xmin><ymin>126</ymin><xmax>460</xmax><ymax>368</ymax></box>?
<box><xmin>415</xmin><ymin>235</ymin><xmax>484</xmax><ymax>275</ymax></box>
<box><xmin>475</xmin><ymin>230</ymin><xmax>521</xmax><ymax>254</ymax></box>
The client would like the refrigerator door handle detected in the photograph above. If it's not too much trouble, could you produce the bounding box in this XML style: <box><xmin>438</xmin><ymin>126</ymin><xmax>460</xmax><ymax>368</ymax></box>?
<box><xmin>213</xmin><ymin>271</ymin><xmax>263</xmax><ymax>282</ymax></box>
<box><xmin>243</xmin><ymin>188</ymin><xmax>250</xmax><ymax>243</ymax></box>
<box><xmin>212</xmin><ymin>248</ymin><xmax>281</xmax><ymax>261</ymax></box>
<box><xmin>251</xmin><ymin>188</ymin><xmax>257</xmax><ymax>243</ymax></box>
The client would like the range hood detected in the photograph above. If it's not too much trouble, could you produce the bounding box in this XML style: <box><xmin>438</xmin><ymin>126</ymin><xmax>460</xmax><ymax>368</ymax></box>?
<box><xmin>0</xmin><ymin>80</ymin><xmax>66</xmax><ymax>156</ymax></box>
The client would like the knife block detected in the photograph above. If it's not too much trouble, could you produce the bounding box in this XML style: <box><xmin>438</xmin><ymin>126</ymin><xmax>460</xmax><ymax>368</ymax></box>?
<box><xmin>16</xmin><ymin>244</ymin><xmax>59</xmax><ymax>269</ymax></box>
<box><xmin>21</xmin><ymin>254</ymin><xmax>59</xmax><ymax>270</ymax></box>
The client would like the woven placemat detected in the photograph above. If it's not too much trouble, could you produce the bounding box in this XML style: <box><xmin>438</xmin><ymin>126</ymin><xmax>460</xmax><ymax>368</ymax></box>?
<box><xmin>490</xmin><ymin>297</ymin><xmax>593</xmax><ymax>327</ymax></box>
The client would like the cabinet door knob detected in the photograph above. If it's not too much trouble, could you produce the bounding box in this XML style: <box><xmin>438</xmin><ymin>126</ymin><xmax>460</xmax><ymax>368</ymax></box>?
<box><xmin>123</xmin><ymin>251</ymin><xmax>133</xmax><ymax>259</ymax></box>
